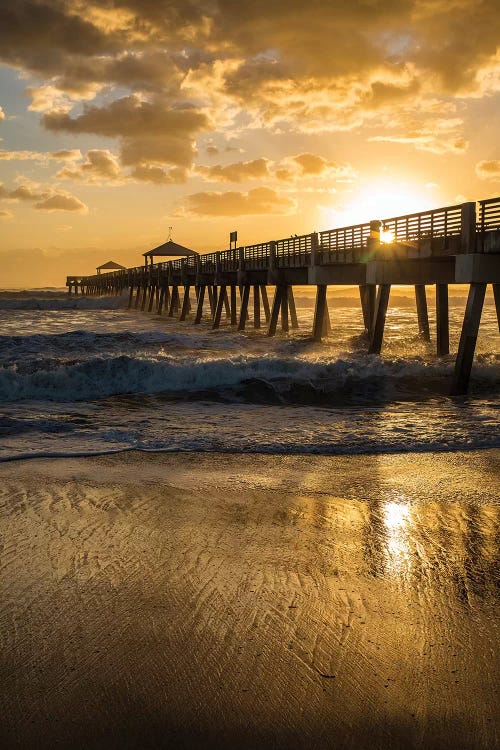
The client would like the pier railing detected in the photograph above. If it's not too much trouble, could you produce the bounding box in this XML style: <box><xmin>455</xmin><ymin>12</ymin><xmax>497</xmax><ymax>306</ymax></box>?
<box><xmin>72</xmin><ymin>197</ymin><xmax>500</xmax><ymax>288</ymax></box>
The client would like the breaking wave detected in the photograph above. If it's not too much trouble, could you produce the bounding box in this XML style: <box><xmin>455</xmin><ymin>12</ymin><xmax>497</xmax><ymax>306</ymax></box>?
<box><xmin>1</xmin><ymin>351</ymin><xmax>498</xmax><ymax>404</ymax></box>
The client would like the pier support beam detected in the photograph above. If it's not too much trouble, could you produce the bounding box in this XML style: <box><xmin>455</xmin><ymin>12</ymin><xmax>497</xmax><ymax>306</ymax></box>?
<box><xmin>451</xmin><ymin>283</ymin><xmax>486</xmax><ymax>395</ymax></box>
<box><xmin>369</xmin><ymin>284</ymin><xmax>391</xmax><ymax>354</ymax></box>
<box><xmin>415</xmin><ymin>284</ymin><xmax>430</xmax><ymax>341</ymax></box>
<box><xmin>230</xmin><ymin>285</ymin><xmax>237</xmax><ymax>326</ymax></box>
<box><xmin>281</xmin><ymin>286</ymin><xmax>289</xmax><ymax>333</ymax></box>
<box><xmin>493</xmin><ymin>284</ymin><xmax>500</xmax><ymax>332</ymax></box>
<box><xmin>359</xmin><ymin>284</ymin><xmax>376</xmax><ymax>334</ymax></box>
<box><xmin>253</xmin><ymin>285</ymin><xmax>261</xmax><ymax>329</ymax></box>
<box><xmin>288</xmin><ymin>287</ymin><xmax>299</xmax><ymax>329</ymax></box>
<box><xmin>267</xmin><ymin>286</ymin><xmax>284</xmax><ymax>337</ymax></box>
<box><xmin>157</xmin><ymin>286</ymin><xmax>166</xmax><ymax>314</ymax></box>
<box><xmin>436</xmin><ymin>283</ymin><xmax>449</xmax><ymax>356</ymax></box>
<box><xmin>312</xmin><ymin>285</ymin><xmax>328</xmax><ymax>342</ymax></box>
<box><xmin>168</xmin><ymin>286</ymin><xmax>180</xmax><ymax>317</ymax></box>
<box><xmin>140</xmin><ymin>285</ymin><xmax>148</xmax><ymax>311</ymax></box>
<box><xmin>207</xmin><ymin>286</ymin><xmax>215</xmax><ymax>317</ymax></box>
<box><xmin>147</xmin><ymin>284</ymin><xmax>156</xmax><ymax>312</ymax></box>
<box><xmin>261</xmin><ymin>286</ymin><xmax>270</xmax><ymax>323</ymax></box>
<box><xmin>194</xmin><ymin>285</ymin><xmax>205</xmax><ymax>324</ymax></box>
<box><xmin>238</xmin><ymin>285</ymin><xmax>250</xmax><ymax>330</ymax></box>
<box><xmin>127</xmin><ymin>286</ymin><xmax>134</xmax><ymax>309</ymax></box>
<box><xmin>179</xmin><ymin>285</ymin><xmax>191</xmax><ymax>321</ymax></box>
<box><xmin>212</xmin><ymin>285</ymin><xmax>226</xmax><ymax>329</ymax></box>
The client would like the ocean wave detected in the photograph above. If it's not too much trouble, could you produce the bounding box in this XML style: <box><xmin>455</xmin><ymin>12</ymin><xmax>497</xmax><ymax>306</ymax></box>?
<box><xmin>0</xmin><ymin>295</ymin><xmax>127</xmax><ymax>311</ymax></box>
<box><xmin>1</xmin><ymin>351</ymin><xmax>498</xmax><ymax>404</ymax></box>
<box><xmin>0</xmin><ymin>329</ymin><xmax>231</xmax><ymax>360</ymax></box>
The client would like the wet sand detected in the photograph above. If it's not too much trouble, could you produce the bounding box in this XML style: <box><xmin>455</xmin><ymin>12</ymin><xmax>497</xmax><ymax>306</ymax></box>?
<box><xmin>0</xmin><ymin>450</ymin><xmax>498</xmax><ymax>749</ymax></box>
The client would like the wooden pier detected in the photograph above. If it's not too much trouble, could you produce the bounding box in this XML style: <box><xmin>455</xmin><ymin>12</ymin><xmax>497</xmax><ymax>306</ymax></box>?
<box><xmin>67</xmin><ymin>197</ymin><xmax>500</xmax><ymax>394</ymax></box>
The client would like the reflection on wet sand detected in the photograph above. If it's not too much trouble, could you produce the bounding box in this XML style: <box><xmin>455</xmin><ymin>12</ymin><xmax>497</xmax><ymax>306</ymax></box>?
<box><xmin>0</xmin><ymin>450</ymin><xmax>498</xmax><ymax>749</ymax></box>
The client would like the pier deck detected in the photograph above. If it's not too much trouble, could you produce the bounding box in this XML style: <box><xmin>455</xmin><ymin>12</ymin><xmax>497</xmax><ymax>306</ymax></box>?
<box><xmin>68</xmin><ymin>198</ymin><xmax>500</xmax><ymax>394</ymax></box>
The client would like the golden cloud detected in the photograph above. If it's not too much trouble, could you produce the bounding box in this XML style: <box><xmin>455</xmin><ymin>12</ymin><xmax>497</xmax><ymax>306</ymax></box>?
<box><xmin>56</xmin><ymin>149</ymin><xmax>121</xmax><ymax>183</ymax></box>
<box><xmin>476</xmin><ymin>160</ymin><xmax>500</xmax><ymax>181</ymax></box>
<box><xmin>197</xmin><ymin>158</ymin><xmax>270</xmax><ymax>182</ymax></box>
<box><xmin>180</xmin><ymin>187</ymin><xmax>296</xmax><ymax>216</ymax></box>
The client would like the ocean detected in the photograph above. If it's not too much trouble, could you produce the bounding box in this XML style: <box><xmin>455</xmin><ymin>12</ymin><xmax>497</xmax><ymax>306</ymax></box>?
<box><xmin>0</xmin><ymin>286</ymin><xmax>498</xmax><ymax>462</ymax></box>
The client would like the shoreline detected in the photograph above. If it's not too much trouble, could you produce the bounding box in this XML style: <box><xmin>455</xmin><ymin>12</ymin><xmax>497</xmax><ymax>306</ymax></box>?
<box><xmin>1</xmin><ymin>449</ymin><xmax>498</xmax><ymax>748</ymax></box>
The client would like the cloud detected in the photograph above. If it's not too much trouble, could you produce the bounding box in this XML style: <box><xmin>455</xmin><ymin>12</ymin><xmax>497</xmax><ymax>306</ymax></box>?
<box><xmin>56</xmin><ymin>149</ymin><xmax>121</xmax><ymax>183</ymax></box>
<box><xmin>130</xmin><ymin>164</ymin><xmax>188</xmax><ymax>184</ymax></box>
<box><xmin>368</xmin><ymin>109</ymin><xmax>469</xmax><ymax>154</ymax></box>
<box><xmin>0</xmin><ymin>105</ymin><xmax>4</xmax><ymax>120</ymax></box>
<box><xmin>34</xmin><ymin>193</ymin><xmax>87</xmax><ymax>212</ymax></box>
<box><xmin>43</xmin><ymin>94</ymin><xmax>210</xmax><ymax>167</ymax></box>
<box><xmin>180</xmin><ymin>186</ymin><xmax>296</xmax><ymax>217</ymax></box>
<box><xmin>1</xmin><ymin>181</ymin><xmax>87</xmax><ymax>212</ymax></box>
<box><xmin>0</xmin><ymin>148</ymin><xmax>81</xmax><ymax>162</ymax></box>
<box><xmin>197</xmin><ymin>158</ymin><xmax>270</xmax><ymax>182</ymax></box>
<box><xmin>476</xmin><ymin>160</ymin><xmax>500</xmax><ymax>181</ymax></box>
<box><xmin>0</xmin><ymin>209</ymin><xmax>13</xmax><ymax>219</ymax></box>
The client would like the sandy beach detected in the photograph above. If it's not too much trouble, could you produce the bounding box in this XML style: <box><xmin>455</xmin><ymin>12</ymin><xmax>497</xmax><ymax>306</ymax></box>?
<box><xmin>0</xmin><ymin>450</ymin><xmax>498</xmax><ymax>749</ymax></box>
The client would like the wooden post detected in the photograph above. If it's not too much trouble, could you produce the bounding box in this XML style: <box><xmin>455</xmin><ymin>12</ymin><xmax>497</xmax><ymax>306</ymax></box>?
<box><xmin>179</xmin><ymin>285</ymin><xmax>191</xmax><ymax>321</ymax></box>
<box><xmin>223</xmin><ymin>289</ymin><xmax>231</xmax><ymax>319</ymax></box>
<box><xmin>369</xmin><ymin>284</ymin><xmax>391</xmax><ymax>354</ymax></box>
<box><xmin>436</xmin><ymin>283</ymin><xmax>449</xmax><ymax>356</ymax></box>
<box><xmin>168</xmin><ymin>286</ymin><xmax>179</xmax><ymax>317</ymax></box>
<box><xmin>230</xmin><ymin>285</ymin><xmax>237</xmax><ymax>326</ymax></box>
<box><xmin>281</xmin><ymin>286</ymin><xmax>289</xmax><ymax>332</ymax></box>
<box><xmin>134</xmin><ymin>285</ymin><xmax>142</xmax><ymax>309</ymax></box>
<box><xmin>194</xmin><ymin>285</ymin><xmax>205</xmax><ymax>324</ymax></box>
<box><xmin>212</xmin><ymin>285</ymin><xmax>226</xmax><ymax>329</ymax></box>
<box><xmin>288</xmin><ymin>287</ymin><xmax>299</xmax><ymax>329</ymax></box>
<box><xmin>415</xmin><ymin>284</ymin><xmax>430</xmax><ymax>341</ymax></box>
<box><xmin>141</xmin><ymin>284</ymin><xmax>148</xmax><ymax>311</ymax></box>
<box><xmin>157</xmin><ymin>286</ymin><xmax>166</xmax><ymax>314</ymax></box>
<box><xmin>493</xmin><ymin>284</ymin><xmax>500</xmax><ymax>332</ymax></box>
<box><xmin>366</xmin><ymin>285</ymin><xmax>376</xmax><ymax>334</ymax></box>
<box><xmin>261</xmin><ymin>286</ymin><xmax>270</xmax><ymax>323</ymax></box>
<box><xmin>267</xmin><ymin>286</ymin><xmax>283</xmax><ymax>336</ymax></box>
<box><xmin>451</xmin><ymin>283</ymin><xmax>486</xmax><ymax>395</ymax></box>
<box><xmin>147</xmin><ymin>284</ymin><xmax>156</xmax><ymax>312</ymax></box>
<box><xmin>238</xmin><ymin>285</ymin><xmax>250</xmax><ymax>330</ymax></box>
<box><xmin>312</xmin><ymin>285</ymin><xmax>327</xmax><ymax>342</ymax></box>
<box><xmin>253</xmin><ymin>285</ymin><xmax>261</xmax><ymax>329</ymax></box>
<box><xmin>207</xmin><ymin>286</ymin><xmax>215</xmax><ymax>316</ymax></box>
<box><xmin>128</xmin><ymin>285</ymin><xmax>134</xmax><ymax>309</ymax></box>
<box><xmin>359</xmin><ymin>284</ymin><xmax>376</xmax><ymax>332</ymax></box>
<box><xmin>461</xmin><ymin>202</ymin><xmax>477</xmax><ymax>254</ymax></box>
<box><xmin>322</xmin><ymin>297</ymin><xmax>332</xmax><ymax>337</ymax></box>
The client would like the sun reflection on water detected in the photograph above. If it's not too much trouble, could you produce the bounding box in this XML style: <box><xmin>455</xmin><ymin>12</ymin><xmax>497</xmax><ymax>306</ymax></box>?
<box><xmin>384</xmin><ymin>499</ymin><xmax>411</xmax><ymax>575</ymax></box>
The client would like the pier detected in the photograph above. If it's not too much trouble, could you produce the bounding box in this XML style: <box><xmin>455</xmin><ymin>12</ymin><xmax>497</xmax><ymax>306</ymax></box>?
<box><xmin>68</xmin><ymin>197</ymin><xmax>500</xmax><ymax>394</ymax></box>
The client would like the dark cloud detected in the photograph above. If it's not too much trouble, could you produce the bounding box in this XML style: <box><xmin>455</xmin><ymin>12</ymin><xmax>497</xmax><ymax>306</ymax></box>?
<box><xmin>43</xmin><ymin>95</ymin><xmax>210</xmax><ymax>166</ymax></box>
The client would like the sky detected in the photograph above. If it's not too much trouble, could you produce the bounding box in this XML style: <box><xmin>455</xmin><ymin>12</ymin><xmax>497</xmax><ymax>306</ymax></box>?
<box><xmin>0</xmin><ymin>0</ymin><xmax>499</xmax><ymax>287</ymax></box>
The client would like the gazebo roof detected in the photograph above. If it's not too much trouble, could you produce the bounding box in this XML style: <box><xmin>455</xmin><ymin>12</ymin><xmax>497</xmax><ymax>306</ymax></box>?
<box><xmin>143</xmin><ymin>239</ymin><xmax>199</xmax><ymax>258</ymax></box>
<box><xmin>96</xmin><ymin>260</ymin><xmax>126</xmax><ymax>270</ymax></box>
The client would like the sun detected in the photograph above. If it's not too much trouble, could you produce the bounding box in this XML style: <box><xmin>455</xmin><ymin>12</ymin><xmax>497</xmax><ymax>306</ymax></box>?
<box><xmin>321</xmin><ymin>179</ymin><xmax>439</xmax><ymax>230</ymax></box>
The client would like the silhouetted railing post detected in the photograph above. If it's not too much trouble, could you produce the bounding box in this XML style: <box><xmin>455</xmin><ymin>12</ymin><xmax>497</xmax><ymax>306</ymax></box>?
<box><xmin>461</xmin><ymin>202</ymin><xmax>477</xmax><ymax>254</ymax></box>
<box><xmin>367</xmin><ymin>220</ymin><xmax>381</xmax><ymax>258</ymax></box>
<box><xmin>310</xmin><ymin>232</ymin><xmax>319</xmax><ymax>266</ymax></box>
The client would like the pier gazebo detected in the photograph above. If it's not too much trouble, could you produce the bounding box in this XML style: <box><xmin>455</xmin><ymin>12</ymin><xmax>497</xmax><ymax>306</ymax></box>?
<box><xmin>143</xmin><ymin>239</ymin><xmax>199</xmax><ymax>267</ymax></box>
<box><xmin>96</xmin><ymin>261</ymin><xmax>126</xmax><ymax>275</ymax></box>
